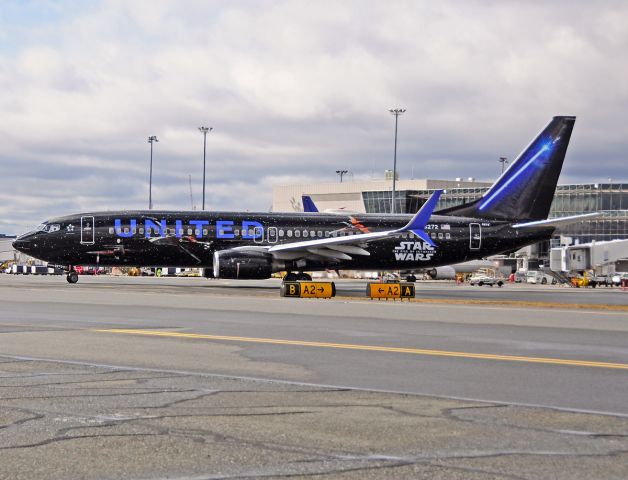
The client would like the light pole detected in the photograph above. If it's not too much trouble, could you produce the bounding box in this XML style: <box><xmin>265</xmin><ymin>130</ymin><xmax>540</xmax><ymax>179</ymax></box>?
<box><xmin>198</xmin><ymin>126</ymin><xmax>212</xmax><ymax>210</ymax></box>
<box><xmin>389</xmin><ymin>108</ymin><xmax>405</xmax><ymax>213</ymax></box>
<box><xmin>499</xmin><ymin>156</ymin><xmax>508</xmax><ymax>174</ymax></box>
<box><xmin>147</xmin><ymin>135</ymin><xmax>159</xmax><ymax>210</ymax></box>
<box><xmin>336</xmin><ymin>169</ymin><xmax>348</xmax><ymax>183</ymax></box>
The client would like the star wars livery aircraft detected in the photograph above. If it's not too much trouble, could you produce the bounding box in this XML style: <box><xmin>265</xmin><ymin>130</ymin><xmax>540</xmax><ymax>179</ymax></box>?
<box><xmin>14</xmin><ymin>116</ymin><xmax>598</xmax><ymax>284</ymax></box>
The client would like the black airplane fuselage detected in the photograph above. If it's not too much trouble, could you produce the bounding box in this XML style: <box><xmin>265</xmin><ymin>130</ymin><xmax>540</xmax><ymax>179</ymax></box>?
<box><xmin>14</xmin><ymin>117</ymin><xmax>582</xmax><ymax>279</ymax></box>
<box><xmin>13</xmin><ymin>210</ymin><xmax>552</xmax><ymax>272</ymax></box>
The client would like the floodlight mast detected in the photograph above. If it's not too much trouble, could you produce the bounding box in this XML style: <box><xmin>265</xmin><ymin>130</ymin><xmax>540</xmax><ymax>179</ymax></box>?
<box><xmin>147</xmin><ymin>135</ymin><xmax>159</xmax><ymax>210</ymax></box>
<box><xmin>198</xmin><ymin>126</ymin><xmax>212</xmax><ymax>210</ymax></box>
<box><xmin>389</xmin><ymin>108</ymin><xmax>405</xmax><ymax>213</ymax></box>
<box><xmin>499</xmin><ymin>156</ymin><xmax>508</xmax><ymax>174</ymax></box>
<box><xmin>336</xmin><ymin>169</ymin><xmax>348</xmax><ymax>183</ymax></box>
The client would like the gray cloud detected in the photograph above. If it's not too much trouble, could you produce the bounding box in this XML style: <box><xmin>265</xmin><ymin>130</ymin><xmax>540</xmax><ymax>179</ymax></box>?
<box><xmin>1</xmin><ymin>0</ymin><xmax>627</xmax><ymax>234</ymax></box>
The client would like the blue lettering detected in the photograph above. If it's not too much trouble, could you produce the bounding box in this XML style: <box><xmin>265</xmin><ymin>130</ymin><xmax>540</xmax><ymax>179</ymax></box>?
<box><xmin>189</xmin><ymin>220</ymin><xmax>209</xmax><ymax>238</ymax></box>
<box><xmin>242</xmin><ymin>220</ymin><xmax>263</xmax><ymax>239</ymax></box>
<box><xmin>175</xmin><ymin>219</ymin><xmax>183</xmax><ymax>238</ymax></box>
<box><xmin>115</xmin><ymin>219</ymin><xmax>136</xmax><ymax>238</ymax></box>
<box><xmin>216</xmin><ymin>220</ymin><xmax>234</xmax><ymax>239</ymax></box>
<box><xmin>145</xmin><ymin>219</ymin><xmax>166</xmax><ymax>238</ymax></box>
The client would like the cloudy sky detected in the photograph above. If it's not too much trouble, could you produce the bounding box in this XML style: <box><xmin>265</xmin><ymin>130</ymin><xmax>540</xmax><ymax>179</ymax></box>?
<box><xmin>1</xmin><ymin>0</ymin><xmax>627</xmax><ymax>234</ymax></box>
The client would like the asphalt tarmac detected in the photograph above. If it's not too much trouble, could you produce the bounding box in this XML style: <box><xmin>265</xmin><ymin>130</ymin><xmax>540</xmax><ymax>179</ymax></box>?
<box><xmin>1</xmin><ymin>274</ymin><xmax>627</xmax><ymax>479</ymax></box>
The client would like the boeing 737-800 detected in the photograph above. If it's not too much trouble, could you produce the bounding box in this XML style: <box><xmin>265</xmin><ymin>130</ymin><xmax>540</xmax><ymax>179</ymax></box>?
<box><xmin>13</xmin><ymin>116</ymin><xmax>599</xmax><ymax>284</ymax></box>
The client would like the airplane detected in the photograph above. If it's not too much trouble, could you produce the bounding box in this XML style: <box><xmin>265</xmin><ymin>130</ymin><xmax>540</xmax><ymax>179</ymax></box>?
<box><xmin>13</xmin><ymin>116</ymin><xmax>600</xmax><ymax>284</ymax></box>
<box><xmin>424</xmin><ymin>260</ymin><xmax>498</xmax><ymax>280</ymax></box>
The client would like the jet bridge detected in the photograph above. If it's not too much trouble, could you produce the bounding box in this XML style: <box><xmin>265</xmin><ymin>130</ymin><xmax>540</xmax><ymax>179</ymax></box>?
<box><xmin>550</xmin><ymin>239</ymin><xmax>628</xmax><ymax>275</ymax></box>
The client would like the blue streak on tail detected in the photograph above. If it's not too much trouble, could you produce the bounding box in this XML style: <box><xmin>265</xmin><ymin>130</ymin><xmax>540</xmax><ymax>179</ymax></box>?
<box><xmin>302</xmin><ymin>195</ymin><xmax>318</xmax><ymax>213</ymax></box>
<box><xmin>479</xmin><ymin>138</ymin><xmax>555</xmax><ymax>211</ymax></box>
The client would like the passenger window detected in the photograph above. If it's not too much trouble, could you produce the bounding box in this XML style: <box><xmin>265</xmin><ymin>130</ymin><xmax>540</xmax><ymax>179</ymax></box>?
<box><xmin>310</xmin><ymin>230</ymin><xmax>316</xmax><ymax>237</ymax></box>
<box><xmin>279</xmin><ymin>229</ymin><xmax>284</xmax><ymax>236</ymax></box>
<box><xmin>445</xmin><ymin>233</ymin><xmax>451</xmax><ymax>239</ymax></box>
<box><xmin>132</xmin><ymin>228</ymin><xmax>137</xmax><ymax>234</ymax></box>
<box><xmin>234</xmin><ymin>229</ymin><xmax>240</xmax><ymax>236</ymax></box>
<box><xmin>203</xmin><ymin>229</ymin><xmax>208</xmax><ymax>236</ymax></box>
<box><xmin>431</xmin><ymin>233</ymin><xmax>436</xmax><ymax>239</ymax></box>
<box><xmin>317</xmin><ymin>231</ymin><xmax>323</xmax><ymax>237</ymax></box>
<box><xmin>287</xmin><ymin>230</ymin><xmax>293</xmax><ymax>237</ymax></box>
<box><xmin>179</xmin><ymin>229</ymin><xmax>184</xmax><ymax>235</ymax></box>
<box><xmin>295</xmin><ymin>230</ymin><xmax>300</xmax><ymax>237</ymax></box>
<box><xmin>139</xmin><ymin>228</ymin><xmax>145</xmax><ymax>234</ymax></box>
<box><xmin>187</xmin><ymin>228</ymin><xmax>193</xmax><ymax>235</ymax></box>
<box><xmin>325</xmin><ymin>231</ymin><xmax>330</xmax><ymax>237</ymax></box>
<box><xmin>123</xmin><ymin>228</ymin><xmax>129</xmax><ymax>234</ymax></box>
<box><xmin>108</xmin><ymin>227</ymin><xmax>114</xmax><ymax>234</ymax></box>
<box><xmin>438</xmin><ymin>233</ymin><xmax>443</xmax><ymax>239</ymax></box>
<box><xmin>195</xmin><ymin>229</ymin><xmax>200</xmax><ymax>236</ymax></box>
<box><xmin>303</xmin><ymin>231</ymin><xmax>309</xmax><ymax>238</ymax></box>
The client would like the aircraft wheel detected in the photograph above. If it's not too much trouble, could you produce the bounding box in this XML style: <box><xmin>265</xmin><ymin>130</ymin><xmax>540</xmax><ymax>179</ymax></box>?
<box><xmin>497</xmin><ymin>281</ymin><xmax>504</xmax><ymax>287</ymax></box>
<box><xmin>67</xmin><ymin>272</ymin><xmax>79</xmax><ymax>284</ymax></box>
<box><xmin>406</xmin><ymin>275</ymin><xmax>417</xmax><ymax>282</ymax></box>
<box><xmin>297</xmin><ymin>272</ymin><xmax>312</xmax><ymax>281</ymax></box>
<box><xmin>478</xmin><ymin>281</ymin><xmax>484</xmax><ymax>287</ymax></box>
<box><xmin>541</xmin><ymin>277</ymin><xmax>547</xmax><ymax>285</ymax></box>
<box><xmin>283</xmin><ymin>272</ymin><xmax>298</xmax><ymax>282</ymax></box>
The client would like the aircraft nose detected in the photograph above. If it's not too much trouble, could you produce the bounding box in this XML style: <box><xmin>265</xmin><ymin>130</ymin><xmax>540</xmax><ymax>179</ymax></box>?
<box><xmin>12</xmin><ymin>238</ymin><xmax>27</xmax><ymax>251</ymax></box>
<box><xmin>13</xmin><ymin>235</ymin><xmax>33</xmax><ymax>252</ymax></box>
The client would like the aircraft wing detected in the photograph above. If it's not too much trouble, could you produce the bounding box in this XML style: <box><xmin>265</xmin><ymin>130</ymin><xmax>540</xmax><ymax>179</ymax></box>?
<box><xmin>512</xmin><ymin>212</ymin><xmax>602</xmax><ymax>229</ymax></box>
<box><xmin>301</xmin><ymin>195</ymin><xmax>319</xmax><ymax>213</ymax></box>
<box><xmin>267</xmin><ymin>190</ymin><xmax>442</xmax><ymax>261</ymax></box>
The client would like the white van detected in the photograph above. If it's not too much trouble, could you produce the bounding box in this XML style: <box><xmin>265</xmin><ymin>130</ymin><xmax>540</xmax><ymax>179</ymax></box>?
<box><xmin>526</xmin><ymin>270</ymin><xmax>556</xmax><ymax>285</ymax></box>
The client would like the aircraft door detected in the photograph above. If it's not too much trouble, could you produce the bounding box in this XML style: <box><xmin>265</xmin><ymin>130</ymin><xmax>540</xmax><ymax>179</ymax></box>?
<box><xmin>469</xmin><ymin>223</ymin><xmax>481</xmax><ymax>250</ymax></box>
<box><xmin>253</xmin><ymin>226</ymin><xmax>264</xmax><ymax>244</ymax></box>
<box><xmin>267</xmin><ymin>226</ymin><xmax>278</xmax><ymax>244</ymax></box>
<box><xmin>81</xmin><ymin>216</ymin><xmax>95</xmax><ymax>245</ymax></box>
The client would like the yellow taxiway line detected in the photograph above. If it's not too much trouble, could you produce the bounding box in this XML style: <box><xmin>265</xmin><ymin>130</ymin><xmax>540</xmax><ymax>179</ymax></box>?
<box><xmin>95</xmin><ymin>328</ymin><xmax>628</xmax><ymax>370</ymax></box>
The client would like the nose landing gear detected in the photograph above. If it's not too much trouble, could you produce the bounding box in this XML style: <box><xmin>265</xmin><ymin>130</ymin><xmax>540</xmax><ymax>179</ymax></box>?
<box><xmin>66</xmin><ymin>268</ymin><xmax>79</xmax><ymax>284</ymax></box>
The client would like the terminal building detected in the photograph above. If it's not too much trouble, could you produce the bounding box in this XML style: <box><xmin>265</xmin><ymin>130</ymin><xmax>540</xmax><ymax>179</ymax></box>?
<box><xmin>273</xmin><ymin>176</ymin><xmax>628</xmax><ymax>262</ymax></box>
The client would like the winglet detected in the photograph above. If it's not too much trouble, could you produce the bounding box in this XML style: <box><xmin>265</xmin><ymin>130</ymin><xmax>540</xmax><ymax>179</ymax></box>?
<box><xmin>302</xmin><ymin>195</ymin><xmax>319</xmax><ymax>213</ymax></box>
<box><xmin>397</xmin><ymin>190</ymin><xmax>442</xmax><ymax>246</ymax></box>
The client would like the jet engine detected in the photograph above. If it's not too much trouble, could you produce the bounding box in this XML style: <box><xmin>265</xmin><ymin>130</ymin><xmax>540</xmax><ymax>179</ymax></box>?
<box><xmin>426</xmin><ymin>266</ymin><xmax>456</xmax><ymax>280</ymax></box>
<box><xmin>213</xmin><ymin>250</ymin><xmax>274</xmax><ymax>279</ymax></box>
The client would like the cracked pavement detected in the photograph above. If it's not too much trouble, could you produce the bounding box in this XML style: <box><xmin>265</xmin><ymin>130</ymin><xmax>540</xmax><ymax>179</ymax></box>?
<box><xmin>1</xmin><ymin>357</ymin><xmax>627</xmax><ymax>480</ymax></box>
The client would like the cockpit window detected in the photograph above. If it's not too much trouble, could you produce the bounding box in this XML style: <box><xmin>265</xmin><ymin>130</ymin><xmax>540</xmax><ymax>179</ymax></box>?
<box><xmin>36</xmin><ymin>223</ymin><xmax>61</xmax><ymax>233</ymax></box>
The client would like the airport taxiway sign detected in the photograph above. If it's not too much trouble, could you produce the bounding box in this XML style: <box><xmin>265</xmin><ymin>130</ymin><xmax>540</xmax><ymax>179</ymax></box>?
<box><xmin>280</xmin><ymin>281</ymin><xmax>336</xmax><ymax>298</ymax></box>
<box><xmin>367</xmin><ymin>282</ymin><xmax>415</xmax><ymax>300</ymax></box>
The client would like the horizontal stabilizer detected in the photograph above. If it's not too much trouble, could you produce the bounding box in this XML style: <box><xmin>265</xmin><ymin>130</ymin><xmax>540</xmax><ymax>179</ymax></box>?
<box><xmin>512</xmin><ymin>212</ymin><xmax>602</xmax><ymax>229</ymax></box>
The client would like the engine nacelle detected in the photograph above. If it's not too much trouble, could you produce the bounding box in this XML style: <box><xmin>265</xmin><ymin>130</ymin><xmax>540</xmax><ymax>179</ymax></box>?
<box><xmin>426</xmin><ymin>266</ymin><xmax>456</xmax><ymax>280</ymax></box>
<box><xmin>213</xmin><ymin>250</ymin><xmax>273</xmax><ymax>279</ymax></box>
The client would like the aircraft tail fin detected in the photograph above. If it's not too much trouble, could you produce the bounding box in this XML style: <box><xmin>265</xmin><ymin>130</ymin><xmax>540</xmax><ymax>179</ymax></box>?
<box><xmin>438</xmin><ymin>116</ymin><xmax>576</xmax><ymax>221</ymax></box>
<box><xmin>302</xmin><ymin>195</ymin><xmax>318</xmax><ymax>213</ymax></box>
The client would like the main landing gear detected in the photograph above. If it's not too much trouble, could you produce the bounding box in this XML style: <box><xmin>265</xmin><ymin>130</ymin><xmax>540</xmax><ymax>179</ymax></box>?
<box><xmin>283</xmin><ymin>272</ymin><xmax>312</xmax><ymax>282</ymax></box>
